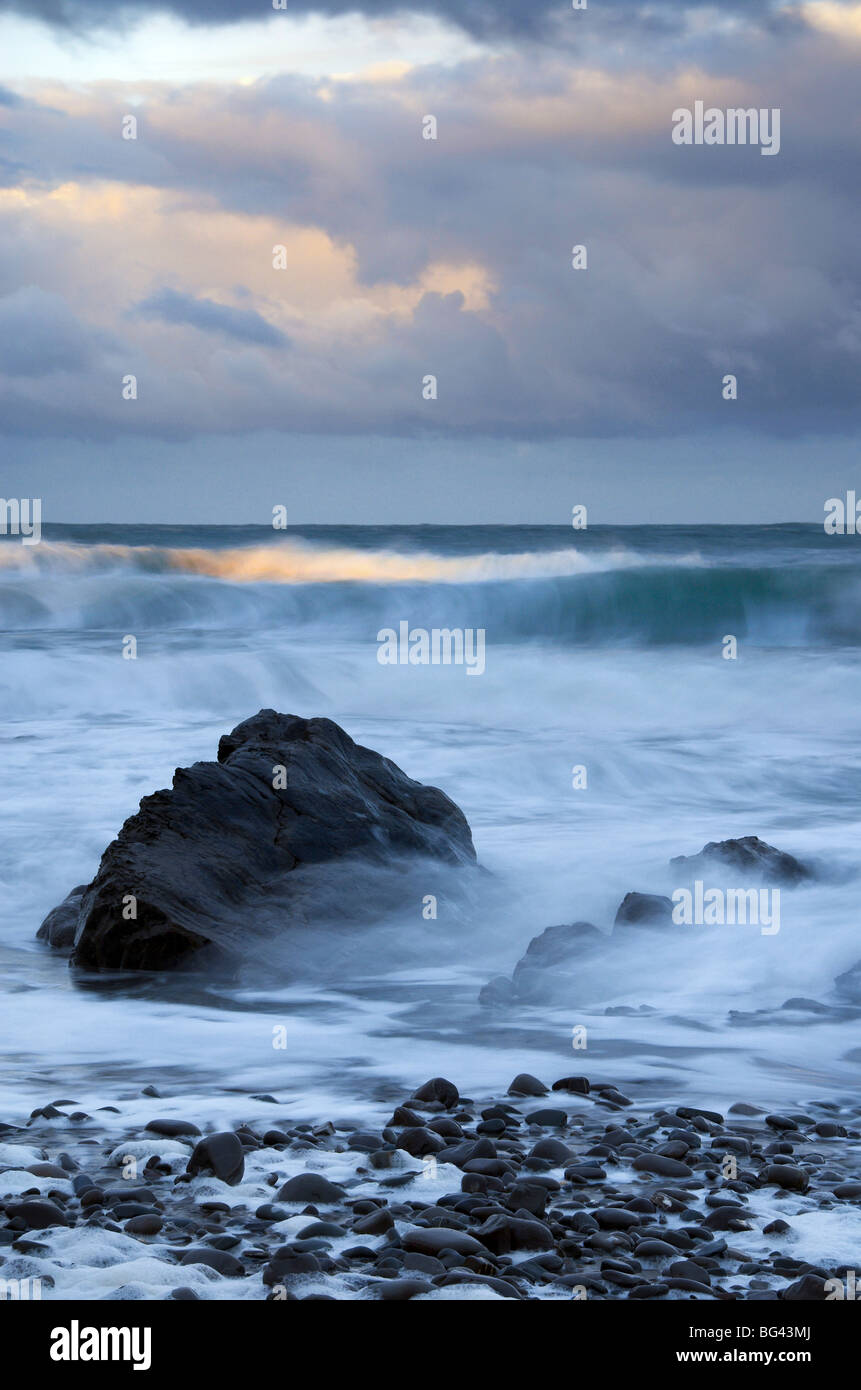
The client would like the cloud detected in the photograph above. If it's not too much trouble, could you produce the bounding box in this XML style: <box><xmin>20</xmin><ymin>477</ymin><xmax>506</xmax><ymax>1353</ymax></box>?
<box><xmin>0</xmin><ymin>285</ymin><xmax>109</xmax><ymax>375</ymax></box>
<box><xmin>800</xmin><ymin>1</ymin><xmax>861</xmax><ymax>41</ymax></box>
<box><xmin>0</xmin><ymin>0</ymin><xmax>786</xmax><ymax>39</ymax></box>
<box><xmin>135</xmin><ymin>286</ymin><xmax>289</xmax><ymax>346</ymax></box>
<box><xmin>0</xmin><ymin>7</ymin><xmax>858</xmax><ymax>442</ymax></box>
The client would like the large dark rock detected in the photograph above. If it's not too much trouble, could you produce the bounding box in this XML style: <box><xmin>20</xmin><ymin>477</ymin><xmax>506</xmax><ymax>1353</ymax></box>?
<box><xmin>670</xmin><ymin>836</ymin><xmax>810</xmax><ymax>885</ymax></box>
<box><xmin>40</xmin><ymin>711</ymin><xmax>476</xmax><ymax>971</ymax></box>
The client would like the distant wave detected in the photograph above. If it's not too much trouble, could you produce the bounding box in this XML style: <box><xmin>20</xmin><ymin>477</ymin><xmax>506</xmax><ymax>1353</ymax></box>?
<box><xmin>0</xmin><ymin>539</ymin><xmax>682</xmax><ymax>584</ymax></box>
<box><xmin>0</xmin><ymin>538</ymin><xmax>859</xmax><ymax>645</ymax></box>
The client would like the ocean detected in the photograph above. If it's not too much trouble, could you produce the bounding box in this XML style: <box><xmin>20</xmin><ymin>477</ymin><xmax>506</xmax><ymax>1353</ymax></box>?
<box><xmin>2</xmin><ymin>521</ymin><xmax>860</xmax><ymax>1141</ymax></box>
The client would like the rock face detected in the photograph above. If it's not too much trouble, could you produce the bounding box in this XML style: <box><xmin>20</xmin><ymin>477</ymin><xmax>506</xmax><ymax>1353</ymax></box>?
<box><xmin>670</xmin><ymin>836</ymin><xmax>810</xmax><ymax>885</ymax></box>
<box><xmin>39</xmin><ymin>710</ymin><xmax>476</xmax><ymax>971</ymax></box>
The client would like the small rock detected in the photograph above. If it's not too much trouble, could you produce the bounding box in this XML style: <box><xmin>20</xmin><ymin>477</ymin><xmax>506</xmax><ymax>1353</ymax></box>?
<box><xmin>277</xmin><ymin>1173</ymin><xmax>346</xmax><ymax>1204</ymax></box>
<box><xmin>145</xmin><ymin>1119</ymin><xmax>201</xmax><ymax>1138</ymax></box>
<box><xmin>186</xmin><ymin>1132</ymin><xmax>245</xmax><ymax>1187</ymax></box>
<box><xmin>412</xmin><ymin>1078</ymin><xmax>459</xmax><ymax>1108</ymax></box>
<box><xmin>4</xmin><ymin>1200</ymin><xmax>70</xmax><ymax>1230</ymax></box>
<box><xmin>507</xmin><ymin>1073</ymin><xmax>548</xmax><ymax>1098</ymax></box>
<box><xmin>525</xmin><ymin>1109</ymin><xmax>567</xmax><ymax>1127</ymax></box>
<box><xmin>632</xmin><ymin>1154</ymin><xmax>693</xmax><ymax>1179</ymax></box>
<box><xmin>762</xmin><ymin>1164</ymin><xmax>809</xmax><ymax>1194</ymax></box>
<box><xmin>401</xmin><ymin>1227</ymin><xmax>485</xmax><ymax>1257</ymax></box>
<box><xmin>180</xmin><ymin>1247</ymin><xmax>245</xmax><ymax>1277</ymax></box>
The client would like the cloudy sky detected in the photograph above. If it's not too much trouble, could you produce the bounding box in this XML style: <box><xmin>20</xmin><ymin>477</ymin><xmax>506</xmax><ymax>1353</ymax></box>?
<box><xmin>1</xmin><ymin>0</ymin><xmax>859</xmax><ymax>522</ymax></box>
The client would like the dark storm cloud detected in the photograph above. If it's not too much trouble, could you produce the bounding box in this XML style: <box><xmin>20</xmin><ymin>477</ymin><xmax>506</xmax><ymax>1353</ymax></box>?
<box><xmin>0</xmin><ymin>1</ymin><xmax>858</xmax><ymax>444</ymax></box>
<box><xmin>135</xmin><ymin>287</ymin><xmax>288</xmax><ymax>347</ymax></box>
<box><xmin>0</xmin><ymin>0</ymin><xmax>783</xmax><ymax>38</ymax></box>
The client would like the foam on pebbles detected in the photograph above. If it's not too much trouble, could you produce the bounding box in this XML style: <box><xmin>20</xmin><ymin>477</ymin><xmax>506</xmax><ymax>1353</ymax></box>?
<box><xmin>2</xmin><ymin>1074</ymin><xmax>861</xmax><ymax>1300</ymax></box>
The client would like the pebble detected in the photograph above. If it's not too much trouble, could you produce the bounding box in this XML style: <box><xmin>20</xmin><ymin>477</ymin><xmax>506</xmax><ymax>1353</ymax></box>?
<box><xmin>412</xmin><ymin>1078</ymin><xmax>459</xmax><ymax>1108</ymax></box>
<box><xmin>186</xmin><ymin>1132</ymin><xmax>245</xmax><ymax>1186</ymax></box>
<box><xmin>507</xmin><ymin>1074</ymin><xmax>548</xmax><ymax>1098</ymax></box>
<box><xmin>5</xmin><ymin>1073</ymin><xmax>860</xmax><ymax>1302</ymax></box>
<box><xmin>277</xmin><ymin>1173</ymin><xmax>346</xmax><ymax>1204</ymax></box>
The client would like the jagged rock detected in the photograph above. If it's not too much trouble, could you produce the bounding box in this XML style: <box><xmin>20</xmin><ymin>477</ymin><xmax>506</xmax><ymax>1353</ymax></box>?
<box><xmin>40</xmin><ymin>711</ymin><xmax>476</xmax><ymax>971</ymax></box>
<box><xmin>670</xmin><ymin>836</ymin><xmax>810</xmax><ymax>885</ymax></box>
<box><xmin>614</xmin><ymin>892</ymin><xmax>674</xmax><ymax>927</ymax></box>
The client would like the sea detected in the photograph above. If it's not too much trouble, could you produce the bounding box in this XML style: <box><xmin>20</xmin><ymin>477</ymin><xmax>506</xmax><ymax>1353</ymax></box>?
<box><xmin>2</xmin><ymin>522</ymin><xmax>860</xmax><ymax>1138</ymax></box>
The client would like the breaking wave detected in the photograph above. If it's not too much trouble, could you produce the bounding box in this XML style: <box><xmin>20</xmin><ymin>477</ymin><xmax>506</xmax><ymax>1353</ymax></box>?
<box><xmin>0</xmin><ymin>537</ymin><xmax>858</xmax><ymax>645</ymax></box>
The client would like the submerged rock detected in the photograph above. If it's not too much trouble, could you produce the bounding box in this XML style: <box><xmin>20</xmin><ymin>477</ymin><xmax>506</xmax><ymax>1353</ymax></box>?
<box><xmin>36</xmin><ymin>885</ymin><xmax>87</xmax><ymax>950</ymax></box>
<box><xmin>670</xmin><ymin>836</ymin><xmax>810</xmax><ymax>885</ymax></box>
<box><xmin>510</xmin><ymin>922</ymin><xmax>603</xmax><ymax>1002</ymax></box>
<box><xmin>40</xmin><ymin>710</ymin><xmax>476</xmax><ymax>971</ymax></box>
<box><xmin>835</xmin><ymin>961</ymin><xmax>861</xmax><ymax>1004</ymax></box>
<box><xmin>479</xmin><ymin>921</ymin><xmax>603</xmax><ymax>1008</ymax></box>
<box><xmin>478</xmin><ymin>975</ymin><xmax>516</xmax><ymax>1008</ymax></box>
<box><xmin>478</xmin><ymin>836</ymin><xmax>814</xmax><ymax>1008</ymax></box>
<box><xmin>518</xmin><ymin>921</ymin><xmax>603</xmax><ymax>962</ymax></box>
<box><xmin>478</xmin><ymin>921</ymin><xmax>603</xmax><ymax>1007</ymax></box>
<box><xmin>614</xmin><ymin>892</ymin><xmax>674</xmax><ymax>928</ymax></box>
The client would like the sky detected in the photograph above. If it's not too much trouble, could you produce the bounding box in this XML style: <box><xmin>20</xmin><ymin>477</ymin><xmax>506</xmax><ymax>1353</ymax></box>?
<box><xmin>0</xmin><ymin>0</ymin><xmax>859</xmax><ymax>523</ymax></box>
